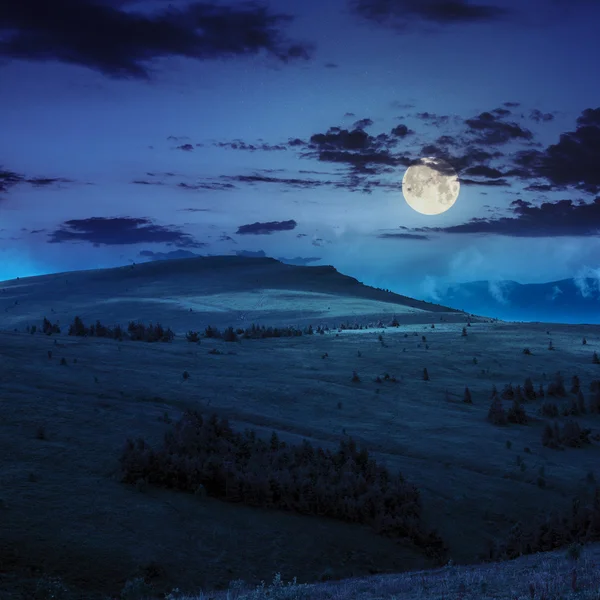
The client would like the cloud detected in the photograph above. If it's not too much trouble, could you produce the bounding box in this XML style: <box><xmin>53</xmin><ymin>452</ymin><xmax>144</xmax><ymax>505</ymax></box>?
<box><xmin>414</xmin><ymin>197</ymin><xmax>600</xmax><ymax>237</ymax></box>
<box><xmin>353</xmin><ymin>118</ymin><xmax>374</xmax><ymax>130</ymax></box>
<box><xmin>421</xmin><ymin>275</ymin><xmax>442</xmax><ymax>302</ymax></box>
<box><xmin>415</xmin><ymin>112</ymin><xmax>451</xmax><ymax>127</ymax></box>
<box><xmin>573</xmin><ymin>266</ymin><xmax>600</xmax><ymax>298</ymax></box>
<box><xmin>0</xmin><ymin>167</ymin><xmax>24</xmax><ymax>194</ymax></box>
<box><xmin>48</xmin><ymin>216</ymin><xmax>206</xmax><ymax>247</ymax></box>
<box><xmin>1</xmin><ymin>165</ymin><xmax>75</xmax><ymax>195</ymax></box>
<box><xmin>513</xmin><ymin>107</ymin><xmax>600</xmax><ymax>193</ymax></box>
<box><xmin>213</xmin><ymin>140</ymin><xmax>289</xmax><ymax>152</ymax></box>
<box><xmin>549</xmin><ymin>285</ymin><xmax>563</xmax><ymax>301</ymax></box>
<box><xmin>350</xmin><ymin>0</ymin><xmax>510</xmax><ymax>28</ymax></box>
<box><xmin>236</xmin><ymin>219</ymin><xmax>297</xmax><ymax>235</ymax></box>
<box><xmin>0</xmin><ymin>0</ymin><xmax>313</xmax><ymax>80</ymax></box>
<box><xmin>529</xmin><ymin>109</ymin><xmax>555</xmax><ymax>123</ymax></box>
<box><xmin>464</xmin><ymin>111</ymin><xmax>534</xmax><ymax>145</ymax></box>
<box><xmin>175</xmin><ymin>102</ymin><xmax>596</xmax><ymax>198</ymax></box>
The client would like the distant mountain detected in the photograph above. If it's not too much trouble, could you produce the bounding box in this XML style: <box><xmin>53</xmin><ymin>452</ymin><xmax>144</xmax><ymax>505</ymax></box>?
<box><xmin>431</xmin><ymin>278</ymin><xmax>600</xmax><ymax>324</ymax></box>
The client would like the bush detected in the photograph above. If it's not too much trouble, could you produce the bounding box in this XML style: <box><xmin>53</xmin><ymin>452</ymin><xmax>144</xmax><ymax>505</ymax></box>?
<box><xmin>463</xmin><ymin>386</ymin><xmax>472</xmax><ymax>404</ymax></box>
<box><xmin>186</xmin><ymin>330</ymin><xmax>200</xmax><ymax>342</ymax></box>
<box><xmin>204</xmin><ymin>325</ymin><xmax>220</xmax><ymax>338</ymax></box>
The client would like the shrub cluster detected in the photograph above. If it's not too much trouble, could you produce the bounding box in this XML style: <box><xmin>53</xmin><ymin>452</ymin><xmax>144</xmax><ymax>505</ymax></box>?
<box><xmin>66</xmin><ymin>316</ymin><xmax>172</xmax><ymax>342</ymax></box>
<box><xmin>489</xmin><ymin>487</ymin><xmax>600</xmax><ymax>561</ymax></box>
<box><xmin>120</xmin><ymin>411</ymin><xmax>448</xmax><ymax>562</ymax></box>
<box><xmin>542</xmin><ymin>419</ymin><xmax>592</xmax><ymax>449</ymax></box>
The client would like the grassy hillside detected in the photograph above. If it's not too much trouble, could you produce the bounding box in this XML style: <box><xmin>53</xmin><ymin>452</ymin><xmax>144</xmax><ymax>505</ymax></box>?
<box><xmin>1</xmin><ymin>258</ymin><xmax>599</xmax><ymax>599</ymax></box>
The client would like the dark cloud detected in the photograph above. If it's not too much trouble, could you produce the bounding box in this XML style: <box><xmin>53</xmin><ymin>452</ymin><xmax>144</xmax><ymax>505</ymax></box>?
<box><xmin>324</xmin><ymin>62</ymin><xmax>338</xmax><ymax>68</ymax></box>
<box><xmin>48</xmin><ymin>216</ymin><xmax>206</xmax><ymax>247</ymax></box>
<box><xmin>462</xmin><ymin>165</ymin><xmax>505</xmax><ymax>178</ymax></box>
<box><xmin>213</xmin><ymin>140</ymin><xmax>288</xmax><ymax>151</ymax></box>
<box><xmin>177</xmin><ymin>102</ymin><xmax>596</xmax><ymax>197</ymax></box>
<box><xmin>413</xmin><ymin>197</ymin><xmax>600</xmax><ymax>237</ymax></box>
<box><xmin>176</xmin><ymin>181</ymin><xmax>236</xmax><ymax>191</ymax></box>
<box><xmin>236</xmin><ymin>220</ymin><xmax>297</xmax><ymax>235</ymax></box>
<box><xmin>304</xmin><ymin>125</ymin><xmax>413</xmax><ymax>176</ymax></box>
<box><xmin>0</xmin><ymin>0</ymin><xmax>313</xmax><ymax>80</ymax></box>
<box><xmin>391</xmin><ymin>124</ymin><xmax>413</xmax><ymax>137</ymax></box>
<box><xmin>177</xmin><ymin>144</ymin><xmax>195</xmax><ymax>152</ymax></box>
<box><xmin>460</xmin><ymin>177</ymin><xmax>510</xmax><ymax>187</ymax></box>
<box><xmin>0</xmin><ymin>167</ymin><xmax>24</xmax><ymax>194</ymax></box>
<box><xmin>416</xmin><ymin>112</ymin><xmax>450</xmax><ymax>126</ymax></box>
<box><xmin>223</xmin><ymin>173</ymin><xmax>333</xmax><ymax>190</ymax></box>
<box><xmin>350</xmin><ymin>0</ymin><xmax>509</xmax><ymax>27</ymax></box>
<box><xmin>26</xmin><ymin>177</ymin><xmax>73</xmax><ymax>187</ymax></box>
<box><xmin>529</xmin><ymin>109</ymin><xmax>555</xmax><ymax>123</ymax></box>
<box><xmin>513</xmin><ymin>107</ymin><xmax>600</xmax><ymax>193</ymax></box>
<box><xmin>464</xmin><ymin>111</ymin><xmax>534</xmax><ymax>145</ymax></box>
<box><xmin>1</xmin><ymin>166</ymin><xmax>74</xmax><ymax>194</ymax></box>
<box><xmin>353</xmin><ymin>118</ymin><xmax>374</xmax><ymax>130</ymax></box>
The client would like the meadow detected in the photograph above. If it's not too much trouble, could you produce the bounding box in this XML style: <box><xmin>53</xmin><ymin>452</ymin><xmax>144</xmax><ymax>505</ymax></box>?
<box><xmin>1</xmin><ymin>256</ymin><xmax>599</xmax><ymax>599</ymax></box>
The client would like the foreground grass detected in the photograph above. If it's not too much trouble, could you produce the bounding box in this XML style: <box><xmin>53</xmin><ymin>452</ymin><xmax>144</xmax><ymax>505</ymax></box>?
<box><xmin>33</xmin><ymin>542</ymin><xmax>600</xmax><ymax>599</ymax></box>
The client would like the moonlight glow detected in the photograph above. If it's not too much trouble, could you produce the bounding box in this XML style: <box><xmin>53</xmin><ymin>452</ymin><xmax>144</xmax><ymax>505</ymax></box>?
<box><xmin>402</xmin><ymin>157</ymin><xmax>460</xmax><ymax>215</ymax></box>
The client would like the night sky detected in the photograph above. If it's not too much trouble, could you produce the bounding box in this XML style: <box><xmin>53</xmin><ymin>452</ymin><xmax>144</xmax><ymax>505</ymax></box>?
<box><xmin>1</xmin><ymin>0</ymin><xmax>600</xmax><ymax>303</ymax></box>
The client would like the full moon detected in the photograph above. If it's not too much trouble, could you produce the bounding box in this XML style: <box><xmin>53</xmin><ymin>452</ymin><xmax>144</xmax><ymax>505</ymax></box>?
<box><xmin>402</xmin><ymin>157</ymin><xmax>460</xmax><ymax>215</ymax></box>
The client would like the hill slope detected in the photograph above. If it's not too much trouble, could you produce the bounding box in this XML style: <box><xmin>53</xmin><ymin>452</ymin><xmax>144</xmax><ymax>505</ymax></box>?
<box><xmin>0</xmin><ymin>256</ymin><xmax>467</xmax><ymax>333</ymax></box>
